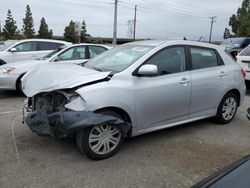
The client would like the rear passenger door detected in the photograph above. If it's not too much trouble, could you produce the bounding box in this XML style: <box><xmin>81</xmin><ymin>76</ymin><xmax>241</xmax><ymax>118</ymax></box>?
<box><xmin>188</xmin><ymin>46</ymin><xmax>228</xmax><ymax>119</ymax></box>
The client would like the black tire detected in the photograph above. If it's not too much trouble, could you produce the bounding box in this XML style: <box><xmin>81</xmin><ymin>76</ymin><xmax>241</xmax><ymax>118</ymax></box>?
<box><xmin>76</xmin><ymin>111</ymin><xmax>124</xmax><ymax>160</ymax></box>
<box><xmin>245</xmin><ymin>81</ymin><xmax>250</xmax><ymax>90</ymax></box>
<box><xmin>0</xmin><ymin>59</ymin><xmax>7</xmax><ymax>66</ymax></box>
<box><xmin>215</xmin><ymin>92</ymin><xmax>238</xmax><ymax>124</ymax></box>
<box><xmin>16</xmin><ymin>74</ymin><xmax>25</xmax><ymax>95</ymax></box>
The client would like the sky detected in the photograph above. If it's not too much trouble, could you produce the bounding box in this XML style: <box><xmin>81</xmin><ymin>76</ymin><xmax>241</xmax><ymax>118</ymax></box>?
<box><xmin>0</xmin><ymin>0</ymin><xmax>243</xmax><ymax>41</ymax></box>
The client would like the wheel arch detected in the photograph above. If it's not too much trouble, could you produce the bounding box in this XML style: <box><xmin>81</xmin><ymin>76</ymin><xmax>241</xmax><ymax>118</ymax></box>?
<box><xmin>15</xmin><ymin>73</ymin><xmax>26</xmax><ymax>91</ymax></box>
<box><xmin>225</xmin><ymin>89</ymin><xmax>241</xmax><ymax>106</ymax></box>
<box><xmin>94</xmin><ymin>106</ymin><xmax>132</xmax><ymax>136</ymax></box>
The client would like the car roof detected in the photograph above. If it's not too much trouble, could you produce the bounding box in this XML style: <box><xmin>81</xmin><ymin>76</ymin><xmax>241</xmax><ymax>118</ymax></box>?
<box><xmin>124</xmin><ymin>40</ymin><xmax>222</xmax><ymax>49</ymax></box>
<box><xmin>69</xmin><ymin>43</ymin><xmax>112</xmax><ymax>49</ymax></box>
<box><xmin>17</xmin><ymin>39</ymin><xmax>71</xmax><ymax>45</ymax></box>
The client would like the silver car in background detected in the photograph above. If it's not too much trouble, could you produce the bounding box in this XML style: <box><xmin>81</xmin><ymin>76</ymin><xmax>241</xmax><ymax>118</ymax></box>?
<box><xmin>22</xmin><ymin>40</ymin><xmax>246</xmax><ymax>160</ymax></box>
<box><xmin>237</xmin><ymin>45</ymin><xmax>250</xmax><ymax>81</ymax></box>
<box><xmin>0</xmin><ymin>44</ymin><xmax>110</xmax><ymax>92</ymax></box>
<box><xmin>0</xmin><ymin>39</ymin><xmax>71</xmax><ymax>65</ymax></box>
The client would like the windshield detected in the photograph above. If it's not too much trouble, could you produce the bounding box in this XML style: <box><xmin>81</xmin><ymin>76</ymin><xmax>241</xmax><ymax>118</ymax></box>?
<box><xmin>84</xmin><ymin>45</ymin><xmax>154</xmax><ymax>73</ymax></box>
<box><xmin>38</xmin><ymin>45</ymin><xmax>67</xmax><ymax>60</ymax></box>
<box><xmin>221</xmin><ymin>38</ymin><xmax>245</xmax><ymax>45</ymax></box>
<box><xmin>240</xmin><ymin>46</ymin><xmax>250</xmax><ymax>56</ymax></box>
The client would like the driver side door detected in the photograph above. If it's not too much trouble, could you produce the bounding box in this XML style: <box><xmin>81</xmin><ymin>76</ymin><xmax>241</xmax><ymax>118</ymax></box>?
<box><xmin>133</xmin><ymin>46</ymin><xmax>192</xmax><ymax>133</ymax></box>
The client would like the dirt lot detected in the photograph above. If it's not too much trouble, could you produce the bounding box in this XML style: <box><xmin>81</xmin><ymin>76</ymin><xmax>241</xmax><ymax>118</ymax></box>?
<box><xmin>0</xmin><ymin>90</ymin><xmax>250</xmax><ymax>188</ymax></box>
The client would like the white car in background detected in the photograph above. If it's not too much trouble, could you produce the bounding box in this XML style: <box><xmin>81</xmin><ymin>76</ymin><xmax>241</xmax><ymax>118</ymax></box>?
<box><xmin>0</xmin><ymin>39</ymin><xmax>71</xmax><ymax>65</ymax></box>
<box><xmin>0</xmin><ymin>43</ymin><xmax>110</xmax><ymax>92</ymax></box>
<box><xmin>237</xmin><ymin>45</ymin><xmax>250</xmax><ymax>84</ymax></box>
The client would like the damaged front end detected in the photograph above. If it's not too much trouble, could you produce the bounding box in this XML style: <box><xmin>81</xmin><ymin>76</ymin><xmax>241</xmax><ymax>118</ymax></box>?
<box><xmin>23</xmin><ymin>91</ymin><xmax>130</xmax><ymax>139</ymax></box>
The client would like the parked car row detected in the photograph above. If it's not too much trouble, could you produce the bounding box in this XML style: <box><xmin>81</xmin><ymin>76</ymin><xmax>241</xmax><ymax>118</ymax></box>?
<box><xmin>19</xmin><ymin>40</ymin><xmax>246</xmax><ymax>160</ymax></box>
<box><xmin>0</xmin><ymin>39</ymin><xmax>71</xmax><ymax>65</ymax></box>
<box><xmin>0</xmin><ymin>39</ymin><xmax>110</xmax><ymax>92</ymax></box>
<box><xmin>221</xmin><ymin>37</ymin><xmax>250</xmax><ymax>59</ymax></box>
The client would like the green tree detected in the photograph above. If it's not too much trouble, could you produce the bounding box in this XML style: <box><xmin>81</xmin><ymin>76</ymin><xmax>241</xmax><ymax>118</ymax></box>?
<box><xmin>2</xmin><ymin>10</ymin><xmax>17</xmax><ymax>39</ymax></box>
<box><xmin>64</xmin><ymin>20</ymin><xmax>78</xmax><ymax>43</ymax></box>
<box><xmin>38</xmin><ymin>17</ymin><xmax>53</xmax><ymax>38</ymax></box>
<box><xmin>223</xmin><ymin>28</ymin><xmax>231</xmax><ymax>39</ymax></box>
<box><xmin>228</xmin><ymin>0</ymin><xmax>250</xmax><ymax>36</ymax></box>
<box><xmin>23</xmin><ymin>5</ymin><xmax>35</xmax><ymax>38</ymax></box>
<box><xmin>80</xmin><ymin>20</ymin><xmax>87</xmax><ymax>42</ymax></box>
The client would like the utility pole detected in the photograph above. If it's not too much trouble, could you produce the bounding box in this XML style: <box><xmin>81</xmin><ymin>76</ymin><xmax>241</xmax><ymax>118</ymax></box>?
<box><xmin>209</xmin><ymin>16</ymin><xmax>216</xmax><ymax>43</ymax></box>
<box><xmin>133</xmin><ymin>5</ymin><xmax>137</xmax><ymax>40</ymax></box>
<box><xmin>112</xmin><ymin>0</ymin><xmax>118</xmax><ymax>46</ymax></box>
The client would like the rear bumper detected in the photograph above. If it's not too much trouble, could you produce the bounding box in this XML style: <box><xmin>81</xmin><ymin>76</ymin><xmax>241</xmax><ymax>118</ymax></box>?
<box><xmin>0</xmin><ymin>73</ymin><xmax>18</xmax><ymax>90</ymax></box>
<box><xmin>24</xmin><ymin>106</ymin><xmax>131</xmax><ymax>139</ymax></box>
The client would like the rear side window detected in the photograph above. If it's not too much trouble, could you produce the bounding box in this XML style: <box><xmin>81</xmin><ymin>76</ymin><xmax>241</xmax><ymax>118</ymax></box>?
<box><xmin>190</xmin><ymin>47</ymin><xmax>219</xmax><ymax>70</ymax></box>
<box><xmin>38</xmin><ymin>42</ymin><xmax>63</xmax><ymax>51</ymax></box>
<box><xmin>14</xmin><ymin>42</ymin><xmax>37</xmax><ymax>52</ymax></box>
<box><xmin>89</xmin><ymin>46</ymin><xmax>107</xmax><ymax>58</ymax></box>
<box><xmin>240</xmin><ymin>46</ymin><xmax>250</xmax><ymax>56</ymax></box>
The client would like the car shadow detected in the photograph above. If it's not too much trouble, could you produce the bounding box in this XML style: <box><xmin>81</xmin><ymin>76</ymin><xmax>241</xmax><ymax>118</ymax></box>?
<box><xmin>0</xmin><ymin>90</ymin><xmax>24</xmax><ymax>99</ymax></box>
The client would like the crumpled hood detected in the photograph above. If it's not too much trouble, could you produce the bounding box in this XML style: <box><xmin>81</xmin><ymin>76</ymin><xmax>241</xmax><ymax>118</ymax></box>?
<box><xmin>21</xmin><ymin>64</ymin><xmax>110</xmax><ymax>97</ymax></box>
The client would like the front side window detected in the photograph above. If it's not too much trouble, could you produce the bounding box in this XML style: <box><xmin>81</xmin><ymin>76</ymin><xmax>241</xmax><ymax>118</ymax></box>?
<box><xmin>85</xmin><ymin>45</ymin><xmax>153</xmax><ymax>73</ymax></box>
<box><xmin>56</xmin><ymin>46</ymin><xmax>86</xmax><ymax>61</ymax></box>
<box><xmin>146</xmin><ymin>47</ymin><xmax>186</xmax><ymax>76</ymax></box>
<box><xmin>14</xmin><ymin>42</ymin><xmax>37</xmax><ymax>52</ymax></box>
<box><xmin>89</xmin><ymin>46</ymin><xmax>107</xmax><ymax>58</ymax></box>
<box><xmin>190</xmin><ymin>47</ymin><xmax>219</xmax><ymax>70</ymax></box>
<box><xmin>240</xmin><ymin>46</ymin><xmax>250</xmax><ymax>56</ymax></box>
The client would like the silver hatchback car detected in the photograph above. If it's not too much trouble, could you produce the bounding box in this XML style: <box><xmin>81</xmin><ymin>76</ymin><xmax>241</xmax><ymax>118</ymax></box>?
<box><xmin>22</xmin><ymin>40</ymin><xmax>246</xmax><ymax>160</ymax></box>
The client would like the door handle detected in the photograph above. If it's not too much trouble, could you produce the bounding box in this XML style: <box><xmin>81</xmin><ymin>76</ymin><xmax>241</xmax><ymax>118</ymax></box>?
<box><xmin>179</xmin><ymin>78</ymin><xmax>190</xmax><ymax>84</ymax></box>
<box><xmin>219</xmin><ymin>71</ymin><xmax>227</xmax><ymax>77</ymax></box>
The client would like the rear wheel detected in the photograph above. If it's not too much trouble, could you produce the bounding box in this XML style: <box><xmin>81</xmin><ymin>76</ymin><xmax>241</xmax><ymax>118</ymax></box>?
<box><xmin>76</xmin><ymin>111</ymin><xmax>124</xmax><ymax>160</ymax></box>
<box><xmin>215</xmin><ymin>93</ymin><xmax>238</xmax><ymax>124</ymax></box>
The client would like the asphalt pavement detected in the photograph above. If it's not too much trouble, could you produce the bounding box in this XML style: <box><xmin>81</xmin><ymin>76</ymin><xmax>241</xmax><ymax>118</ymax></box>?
<box><xmin>0</xmin><ymin>90</ymin><xmax>250</xmax><ymax>188</ymax></box>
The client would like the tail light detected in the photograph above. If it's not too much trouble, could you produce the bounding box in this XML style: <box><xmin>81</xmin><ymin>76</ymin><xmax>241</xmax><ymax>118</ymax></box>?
<box><xmin>241</xmin><ymin>67</ymin><xmax>246</xmax><ymax>78</ymax></box>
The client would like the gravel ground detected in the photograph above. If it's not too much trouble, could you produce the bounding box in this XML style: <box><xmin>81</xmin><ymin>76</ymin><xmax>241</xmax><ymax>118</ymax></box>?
<box><xmin>0</xmin><ymin>90</ymin><xmax>250</xmax><ymax>188</ymax></box>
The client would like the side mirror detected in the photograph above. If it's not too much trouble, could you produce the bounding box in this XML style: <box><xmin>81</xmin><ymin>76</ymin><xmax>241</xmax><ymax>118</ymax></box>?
<box><xmin>137</xmin><ymin>64</ymin><xmax>158</xmax><ymax>76</ymax></box>
<box><xmin>9</xmin><ymin>48</ymin><xmax>17</xmax><ymax>52</ymax></box>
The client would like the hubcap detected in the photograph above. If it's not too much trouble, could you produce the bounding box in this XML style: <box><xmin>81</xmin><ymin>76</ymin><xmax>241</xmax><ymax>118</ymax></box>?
<box><xmin>89</xmin><ymin>125</ymin><xmax>121</xmax><ymax>155</ymax></box>
<box><xmin>222</xmin><ymin>97</ymin><xmax>237</xmax><ymax>121</ymax></box>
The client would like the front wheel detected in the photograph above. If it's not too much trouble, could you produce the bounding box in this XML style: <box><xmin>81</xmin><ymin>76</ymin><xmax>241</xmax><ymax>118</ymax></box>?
<box><xmin>215</xmin><ymin>93</ymin><xmax>238</xmax><ymax>124</ymax></box>
<box><xmin>76</xmin><ymin>124</ymin><xmax>123</xmax><ymax>160</ymax></box>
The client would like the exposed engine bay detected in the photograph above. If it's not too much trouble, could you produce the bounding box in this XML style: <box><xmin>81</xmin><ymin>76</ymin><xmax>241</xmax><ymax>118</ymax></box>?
<box><xmin>23</xmin><ymin>90</ymin><xmax>131</xmax><ymax>139</ymax></box>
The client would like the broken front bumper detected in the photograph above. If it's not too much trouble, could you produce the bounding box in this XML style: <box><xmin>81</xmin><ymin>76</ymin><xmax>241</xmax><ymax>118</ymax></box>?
<box><xmin>24</xmin><ymin>106</ymin><xmax>131</xmax><ymax>139</ymax></box>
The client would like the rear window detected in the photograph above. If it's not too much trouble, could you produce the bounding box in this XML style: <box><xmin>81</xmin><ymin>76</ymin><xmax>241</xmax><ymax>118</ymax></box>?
<box><xmin>240</xmin><ymin>46</ymin><xmax>250</xmax><ymax>56</ymax></box>
<box><xmin>38</xmin><ymin>42</ymin><xmax>63</xmax><ymax>51</ymax></box>
<box><xmin>190</xmin><ymin>47</ymin><xmax>220</xmax><ymax>70</ymax></box>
